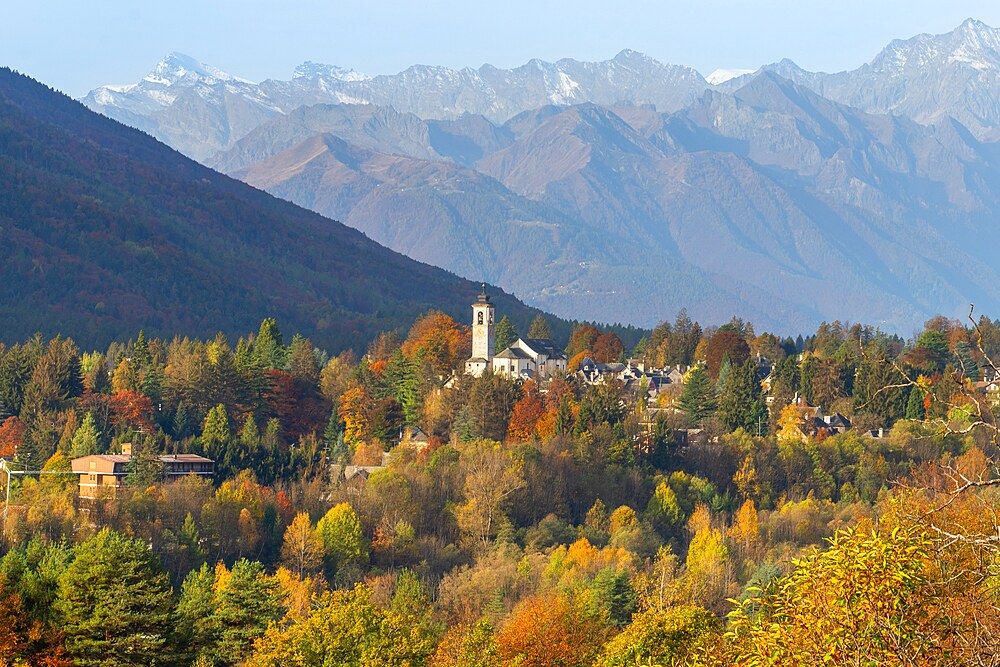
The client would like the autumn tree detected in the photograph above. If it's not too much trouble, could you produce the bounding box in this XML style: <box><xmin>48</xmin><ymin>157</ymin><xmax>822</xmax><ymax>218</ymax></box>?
<box><xmin>704</xmin><ymin>327</ymin><xmax>749</xmax><ymax>380</ymax></box>
<box><xmin>592</xmin><ymin>332</ymin><xmax>624</xmax><ymax>364</ymax></box>
<box><xmin>316</xmin><ymin>502</ymin><xmax>368</xmax><ymax>575</ymax></box>
<box><xmin>507</xmin><ymin>380</ymin><xmax>546</xmax><ymax>441</ymax></box>
<box><xmin>595</xmin><ymin>604</ymin><xmax>720</xmax><ymax>667</ymax></box>
<box><xmin>244</xmin><ymin>584</ymin><xmax>436</xmax><ymax>667</ymax></box>
<box><xmin>456</xmin><ymin>439</ymin><xmax>525</xmax><ymax>548</ymax></box>
<box><xmin>527</xmin><ymin>315</ymin><xmax>553</xmax><ymax>340</ymax></box>
<box><xmin>496</xmin><ymin>592</ymin><xmax>613</xmax><ymax>667</ymax></box>
<box><xmin>401</xmin><ymin>311</ymin><xmax>470</xmax><ymax>377</ymax></box>
<box><xmin>566</xmin><ymin>325</ymin><xmax>600</xmax><ymax>359</ymax></box>
<box><xmin>280</xmin><ymin>512</ymin><xmax>324</xmax><ymax>578</ymax></box>
<box><xmin>0</xmin><ymin>416</ymin><xmax>26</xmax><ymax>458</ymax></box>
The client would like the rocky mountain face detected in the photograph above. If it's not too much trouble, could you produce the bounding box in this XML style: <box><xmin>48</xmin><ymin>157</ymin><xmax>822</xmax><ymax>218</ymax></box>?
<box><xmin>723</xmin><ymin>18</ymin><xmax>1000</xmax><ymax>141</ymax></box>
<box><xmin>80</xmin><ymin>20</ymin><xmax>1000</xmax><ymax>332</ymax></box>
<box><xmin>84</xmin><ymin>50</ymin><xmax>707</xmax><ymax>161</ymax></box>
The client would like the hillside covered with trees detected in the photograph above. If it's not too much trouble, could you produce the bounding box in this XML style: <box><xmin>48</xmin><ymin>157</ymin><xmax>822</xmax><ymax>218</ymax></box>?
<box><xmin>0</xmin><ymin>67</ymin><xmax>651</xmax><ymax>352</ymax></box>
<box><xmin>2</xmin><ymin>307</ymin><xmax>1000</xmax><ymax>665</ymax></box>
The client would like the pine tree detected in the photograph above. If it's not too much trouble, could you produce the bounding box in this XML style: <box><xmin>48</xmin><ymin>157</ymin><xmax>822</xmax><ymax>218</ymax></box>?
<box><xmin>527</xmin><ymin>314</ymin><xmax>553</xmax><ymax>339</ymax></box>
<box><xmin>55</xmin><ymin>529</ymin><xmax>176</xmax><ymax>666</ymax></box>
<box><xmin>175</xmin><ymin>563</ymin><xmax>219</xmax><ymax>665</ymax></box>
<box><xmin>495</xmin><ymin>315</ymin><xmax>518</xmax><ymax>351</ymax></box>
<box><xmin>133</xmin><ymin>330</ymin><xmax>151</xmax><ymax>367</ymax></box>
<box><xmin>677</xmin><ymin>366</ymin><xmax>717</xmax><ymax>425</ymax></box>
<box><xmin>213</xmin><ymin>559</ymin><xmax>282</xmax><ymax>665</ymax></box>
<box><xmin>201</xmin><ymin>404</ymin><xmax>231</xmax><ymax>459</ymax></box>
<box><xmin>285</xmin><ymin>334</ymin><xmax>319</xmax><ymax>384</ymax></box>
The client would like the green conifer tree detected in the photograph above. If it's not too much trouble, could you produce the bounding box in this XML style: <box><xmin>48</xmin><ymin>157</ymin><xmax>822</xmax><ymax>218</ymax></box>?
<box><xmin>717</xmin><ymin>360</ymin><xmax>768</xmax><ymax>434</ymax></box>
<box><xmin>55</xmin><ymin>529</ymin><xmax>176</xmax><ymax>666</ymax></box>
<box><xmin>71</xmin><ymin>412</ymin><xmax>102</xmax><ymax>458</ymax></box>
<box><xmin>905</xmin><ymin>387</ymin><xmax>926</xmax><ymax>420</ymax></box>
<box><xmin>495</xmin><ymin>315</ymin><xmax>518</xmax><ymax>351</ymax></box>
<box><xmin>677</xmin><ymin>365</ymin><xmax>717</xmax><ymax>425</ymax></box>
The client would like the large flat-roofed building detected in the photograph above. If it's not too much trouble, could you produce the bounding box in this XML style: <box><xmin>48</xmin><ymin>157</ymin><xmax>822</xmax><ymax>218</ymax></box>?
<box><xmin>71</xmin><ymin>443</ymin><xmax>214</xmax><ymax>499</ymax></box>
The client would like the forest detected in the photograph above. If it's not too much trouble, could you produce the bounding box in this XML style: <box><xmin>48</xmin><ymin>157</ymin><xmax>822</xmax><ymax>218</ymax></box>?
<box><xmin>1</xmin><ymin>308</ymin><xmax>999</xmax><ymax>666</ymax></box>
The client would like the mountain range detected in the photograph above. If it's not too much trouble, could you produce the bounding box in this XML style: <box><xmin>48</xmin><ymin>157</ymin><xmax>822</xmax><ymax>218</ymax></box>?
<box><xmin>0</xmin><ymin>67</ymin><xmax>599</xmax><ymax>352</ymax></box>
<box><xmin>80</xmin><ymin>19</ymin><xmax>1000</xmax><ymax>333</ymax></box>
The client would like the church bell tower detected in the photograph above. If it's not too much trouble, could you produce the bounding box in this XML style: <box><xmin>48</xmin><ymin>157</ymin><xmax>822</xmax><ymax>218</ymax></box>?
<box><xmin>465</xmin><ymin>284</ymin><xmax>495</xmax><ymax>376</ymax></box>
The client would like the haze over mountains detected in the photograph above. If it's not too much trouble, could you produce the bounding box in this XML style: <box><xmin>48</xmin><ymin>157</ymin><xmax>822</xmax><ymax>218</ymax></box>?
<box><xmin>83</xmin><ymin>19</ymin><xmax>1000</xmax><ymax>333</ymax></box>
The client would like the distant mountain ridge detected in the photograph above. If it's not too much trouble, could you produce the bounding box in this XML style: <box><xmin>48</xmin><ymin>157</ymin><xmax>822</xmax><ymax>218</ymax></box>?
<box><xmin>76</xmin><ymin>19</ymin><xmax>1000</xmax><ymax>332</ymax></box>
<box><xmin>83</xmin><ymin>50</ymin><xmax>708</xmax><ymax>160</ymax></box>
<box><xmin>721</xmin><ymin>18</ymin><xmax>1000</xmax><ymax>140</ymax></box>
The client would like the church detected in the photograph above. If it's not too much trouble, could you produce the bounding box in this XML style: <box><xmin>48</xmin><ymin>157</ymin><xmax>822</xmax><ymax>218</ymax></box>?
<box><xmin>464</xmin><ymin>288</ymin><xmax>568</xmax><ymax>379</ymax></box>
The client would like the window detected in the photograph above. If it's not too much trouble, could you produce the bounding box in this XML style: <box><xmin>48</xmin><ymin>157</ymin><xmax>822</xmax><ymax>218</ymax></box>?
<box><xmin>477</xmin><ymin>312</ymin><xmax>484</xmax><ymax>325</ymax></box>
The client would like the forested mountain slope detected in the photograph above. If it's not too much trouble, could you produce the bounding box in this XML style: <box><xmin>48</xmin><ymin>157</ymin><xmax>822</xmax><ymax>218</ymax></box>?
<box><xmin>0</xmin><ymin>68</ymin><xmax>596</xmax><ymax>351</ymax></box>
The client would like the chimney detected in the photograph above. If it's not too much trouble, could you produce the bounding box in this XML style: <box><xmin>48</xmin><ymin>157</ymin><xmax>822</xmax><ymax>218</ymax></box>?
<box><xmin>121</xmin><ymin>443</ymin><xmax>132</xmax><ymax>457</ymax></box>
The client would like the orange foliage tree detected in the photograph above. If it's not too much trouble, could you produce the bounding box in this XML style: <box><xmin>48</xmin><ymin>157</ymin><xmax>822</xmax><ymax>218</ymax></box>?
<box><xmin>497</xmin><ymin>592</ymin><xmax>613</xmax><ymax>667</ymax></box>
<box><xmin>0</xmin><ymin>577</ymin><xmax>70</xmax><ymax>666</ymax></box>
<box><xmin>401</xmin><ymin>311</ymin><xmax>471</xmax><ymax>376</ymax></box>
<box><xmin>108</xmin><ymin>389</ymin><xmax>154</xmax><ymax>433</ymax></box>
<box><xmin>592</xmin><ymin>333</ymin><xmax>624</xmax><ymax>364</ymax></box>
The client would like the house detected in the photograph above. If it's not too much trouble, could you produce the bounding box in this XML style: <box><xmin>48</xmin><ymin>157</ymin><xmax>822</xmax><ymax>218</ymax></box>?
<box><xmin>813</xmin><ymin>413</ymin><xmax>851</xmax><ymax>436</ymax></box>
<box><xmin>399</xmin><ymin>426</ymin><xmax>431</xmax><ymax>452</ymax></box>
<box><xmin>71</xmin><ymin>443</ymin><xmax>214</xmax><ymax>500</ymax></box>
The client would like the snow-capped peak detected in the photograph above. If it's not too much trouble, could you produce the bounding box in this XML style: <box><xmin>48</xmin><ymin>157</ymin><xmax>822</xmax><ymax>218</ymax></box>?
<box><xmin>292</xmin><ymin>62</ymin><xmax>371</xmax><ymax>82</ymax></box>
<box><xmin>706</xmin><ymin>68</ymin><xmax>756</xmax><ymax>85</ymax></box>
<box><xmin>144</xmin><ymin>52</ymin><xmax>255</xmax><ymax>86</ymax></box>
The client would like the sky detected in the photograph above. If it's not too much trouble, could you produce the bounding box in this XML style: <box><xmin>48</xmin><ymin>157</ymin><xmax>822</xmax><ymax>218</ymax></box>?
<box><xmin>4</xmin><ymin>1</ymin><xmax>1000</xmax><ymax>98</ymax></box>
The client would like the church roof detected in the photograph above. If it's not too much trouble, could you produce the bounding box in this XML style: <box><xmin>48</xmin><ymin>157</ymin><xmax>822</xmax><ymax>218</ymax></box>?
<box><xmin>495</xmin><ymin>347</ymin><xmax>532</xmax><ymax>360</ymax></box>
<box><xmin>520</xmin><ymin>338</ymin><xmax>567</xmax><ymax>360</ymax></box>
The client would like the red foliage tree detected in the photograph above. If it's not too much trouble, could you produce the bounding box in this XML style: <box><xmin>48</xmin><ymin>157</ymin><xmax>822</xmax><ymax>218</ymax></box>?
<box><xmin>705</xmin><ymin>329</ymin><xmax>750</xmax><ymax>380</ymax></box>
<box><xmin>265</xmin><ymin>369</ymin><xmax>330</xmax><ymax>443</ymax></box>
<box><xmin>592</xmin><ymin>333</ymin><xmax>624</xmax><ymax>364</ymax></box>
<box><xmin>507</xmin><ymin>380</ymin><xmax>546</xmax><ymax>441</ymax></box>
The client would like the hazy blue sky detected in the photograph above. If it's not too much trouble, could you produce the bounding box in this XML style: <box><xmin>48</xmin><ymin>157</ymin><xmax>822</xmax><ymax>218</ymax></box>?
<box><xmin>4</xmin><ymin>1</ymin><xmax>1000</xmax><ymax>97</ymax></box>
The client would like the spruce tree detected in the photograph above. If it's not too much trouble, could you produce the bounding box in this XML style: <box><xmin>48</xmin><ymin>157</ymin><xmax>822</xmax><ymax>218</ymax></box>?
<box><xmin>718</xmin><ymin>360</ymin><xmax>768</xmax><ymax>434</ymax></box>
<box><xmin>905</xmin><ymin>387</ymin><xmax>926</xmax><ymax>420</ymax></box>
<box><xmin>495</xmin><ymin>315</ymin><xmax>518</xmax><ymax>351</ymax></box>
<box><xmin>677</xmin><ymin>365</ymin><xmax>717</xmax><ymax>425</ymax></box>
<box><xmin>253</xmin><ymin>318</ymin><xmax>286</xmax><ymax>370</ymax></box>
